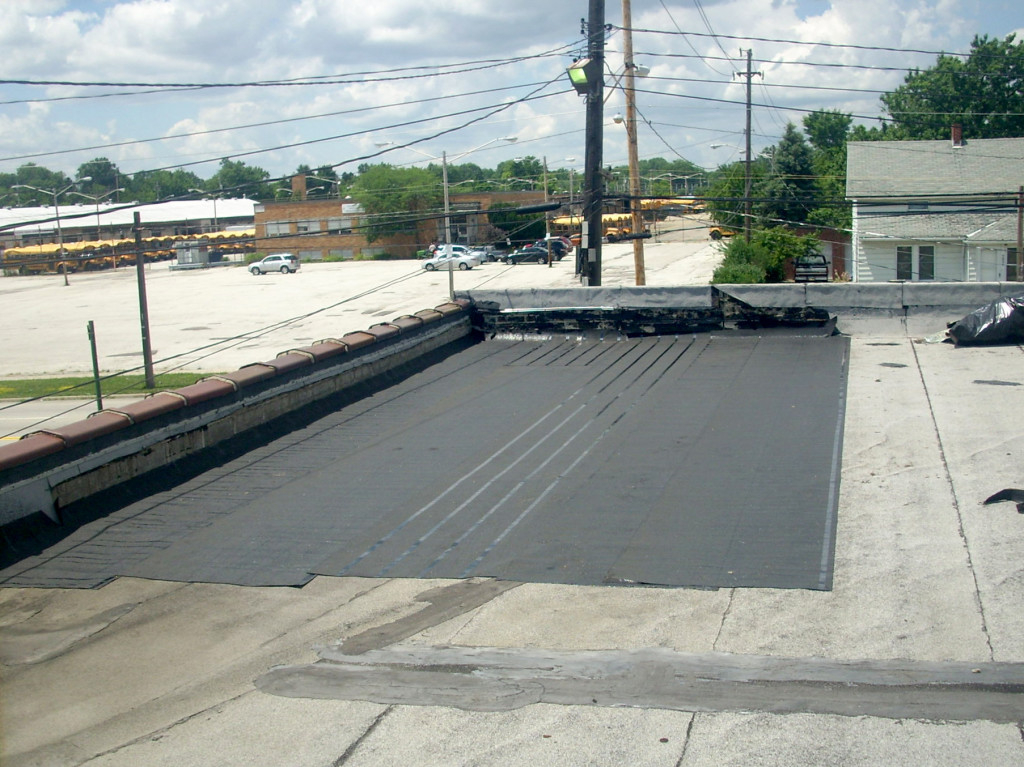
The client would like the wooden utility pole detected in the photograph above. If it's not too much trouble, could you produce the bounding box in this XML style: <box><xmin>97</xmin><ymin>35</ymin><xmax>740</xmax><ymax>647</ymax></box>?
<box><xmin>622</xmin><ymin>0</ymin><xmax>646</xmax><ymax>285</ymax></box>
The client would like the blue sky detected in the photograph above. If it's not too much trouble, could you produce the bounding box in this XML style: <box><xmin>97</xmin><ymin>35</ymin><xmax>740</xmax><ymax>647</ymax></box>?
<box><xmin>1</xmin><ymin>0</ymin><xmax>1022</xmax><ymax>184</ymax></box>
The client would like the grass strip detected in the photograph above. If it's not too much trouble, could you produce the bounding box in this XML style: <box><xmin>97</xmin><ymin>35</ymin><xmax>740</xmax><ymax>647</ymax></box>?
<box><xmin>0</xmin><ymin>373</ymin><xmax>222</xmax><ymax>400</ymax></box>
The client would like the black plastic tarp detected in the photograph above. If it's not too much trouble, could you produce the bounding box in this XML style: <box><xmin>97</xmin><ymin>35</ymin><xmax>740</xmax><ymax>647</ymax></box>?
<box><xmin>949</xmin><ymin>295</ymin><xmax>1024</xmax><ymax>346</ymax></box>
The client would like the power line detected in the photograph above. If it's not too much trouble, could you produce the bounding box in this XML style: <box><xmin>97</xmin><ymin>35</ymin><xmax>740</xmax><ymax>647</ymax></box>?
<box><xmin>621</xmin><ymin>26</ymin><xmax>994</xmax><ymax>60</ymax></box>
<box><xmin>0</xmin><ymin>43</ymin><xmax>583</xmax><ymax>97</ymax></box>
<box><xmin>0</xmin><ymin>80</ymin><xmax>558</xmax><ymax>164</ymax></box>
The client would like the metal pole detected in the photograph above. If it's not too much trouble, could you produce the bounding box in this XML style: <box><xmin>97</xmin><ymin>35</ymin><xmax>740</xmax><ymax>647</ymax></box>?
<box><xmin>582</xmin><ymin>0</ymin><xmax>606</xmax><ymax>286</ymax></box>
<box><xmin>54</xmin><ymin>193</ymin><xmax>69</xmax><ymax>286</ymax></box>
<box><xmin>622</xmin><ymin>0</ymin><xmax>646</xmax><ymax>285</ymax></box>
<box><xmin>87</xmin><ymin>320</ymin><xmax>103</xmax><ymax>411</ymax></box>
<box><xmin>543</xmin><ymin>157</ymin><xmax>553</xmax><ymax>267</ymax></box>
<box><xmin>133</xmin><ymin>212</ymin><xmax>156</xmax><ymax>389</ymax></box>
<box><xmin>442</xmin><ymin>151</ymin><xmax>454</xmax><ymax>301</ymax></box>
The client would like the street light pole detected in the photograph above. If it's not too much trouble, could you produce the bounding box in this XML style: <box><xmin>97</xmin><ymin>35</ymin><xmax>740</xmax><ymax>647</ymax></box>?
<box><xmin>12</xmin><ymin>177</ymin><xmax>91</xmax><ymax>285</ymax></box>
<box><xmin>375</xmin><ymin>136</ymin><xmax>517</xmax><ymax>300</ymax></box>
<box><xmin>69</xmin><ymin>188</ymin><xmax>125</xmax><ymax>242</ymax></box>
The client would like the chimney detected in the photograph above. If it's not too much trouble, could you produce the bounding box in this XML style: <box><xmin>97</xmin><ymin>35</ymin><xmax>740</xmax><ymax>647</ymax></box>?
<box><xmin>291</xmin><ymin>174</ymin><xmax>307</xmax><ymax>200</ymax></box>
<box><xmin>951</xmin><ymin>123</ymin><xmax>965</xmax><ymax>148</ymax></box>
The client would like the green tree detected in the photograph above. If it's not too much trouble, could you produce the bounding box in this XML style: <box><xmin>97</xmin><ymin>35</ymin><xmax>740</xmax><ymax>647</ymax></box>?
<box><xmin>881</xmin><ymin>34</ymin><xmax>1024</xmax><ymax>139</ymax></box>
<box><xmin>76</xmin><ymin>158</ymin><xmax>124</xmax><ymax>195</ymax></box>
<box><xmin>802</xmin><ymin>110</ymin><xmax>853</xmax><ymax>231</ymax></box>
<box><xmin>704</xmin><ymin>157</ymin><xmax>768</xmax><ymax>231</ymax></box>
<box><xmin>349</xmin><ymin>164</ymin><xmax>441</xmax><ymax>242</ymax></box>
<box><xmin>9</xmin><ymin>164</ymin><xmax>71</xmax><ymax>203</ymax></box>
<box><xmin>757</xmin><ymin>123</ymin><xmax>815</xmax><ymax>226</ymax></box>
<box><xmin>205</xmin><ymin>159</ymin><xmax>272</xmax><ymax>199</ymax></box>
<box><xmin>711</xmin><ymin>227</ymin><xmax>819</xmax><ymax>284</ymax></box>
<box><xmin>127</xmin><ymin>168</ymin><xmax>203</xmax><ymax>202</ymax></box>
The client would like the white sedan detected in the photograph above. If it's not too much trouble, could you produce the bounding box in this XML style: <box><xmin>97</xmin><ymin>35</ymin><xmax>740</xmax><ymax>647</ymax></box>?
<box><xmin>422</xmin><ymin>252</ymin><xmax>479</xmax><ymax>271</ymax></box>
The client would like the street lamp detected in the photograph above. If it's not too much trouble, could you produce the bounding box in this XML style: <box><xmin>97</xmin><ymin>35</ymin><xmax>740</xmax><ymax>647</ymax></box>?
<box><xmin>68</xmin><ymin>188</ymin><xmax>125</xmax><ymax>243</ymax></box>
<box><xmin>12</xmin><ymin>176</ymin><xmax>92</xmax><ymax>285</ymax></box>
<box><xmin>375</xmin><ymin>136</ymin><xmax>518</xmax><ymax>299</ymax></box>
<box><xmin>306</xmin><ymin>174</ymin><xmax>339</xmax><ymax>199</ymax></box>
<box><xmin>188</xmin><ymin>189</ymin><xmax>220</xmax><ymax>232</ymax></box>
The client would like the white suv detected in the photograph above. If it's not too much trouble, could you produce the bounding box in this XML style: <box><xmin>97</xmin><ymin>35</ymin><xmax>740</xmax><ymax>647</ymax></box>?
<box><xmin>250</xmin><ymin>253</ymin><xmax>300</xmax><ymax>274</ymax></box>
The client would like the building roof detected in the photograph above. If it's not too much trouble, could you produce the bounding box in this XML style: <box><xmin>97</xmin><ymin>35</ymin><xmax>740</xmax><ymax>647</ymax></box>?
<box><xmin>846</xmin><ymin>137</ymin><xmax>1024</xmax><ymax>199</ymax></box>
<box><xmin>964</xmin><ymin>212</ymin><xmax>1023</xmax><ymax>244</ymax></box>
<box><xmin>856</xmin><ymin>210</ymin><xmax>1013</xmax><ymax>242</ymax></box>
<box><xmin>2</xmin><ymin>199</ymin><xmax>256</xmax><ymax>236</ymax></box>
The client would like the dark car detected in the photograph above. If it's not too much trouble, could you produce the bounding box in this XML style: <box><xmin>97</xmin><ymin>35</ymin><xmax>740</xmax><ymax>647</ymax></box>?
<box><xmin>530</xmin><ymin>239</ymin><xmax>569</xmax><ymax>260</ymax></box>
<box><xmin>504</xmin><ymin>246</ymin><xmax>551</xmax><ymax>264</ymax></box>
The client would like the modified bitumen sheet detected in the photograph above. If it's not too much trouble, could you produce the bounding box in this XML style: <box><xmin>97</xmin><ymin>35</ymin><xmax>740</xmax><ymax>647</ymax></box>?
<box><xmin>1</xmin><ymin>330</ymin><xmax>848</xmax><ymax>591</ymax></box>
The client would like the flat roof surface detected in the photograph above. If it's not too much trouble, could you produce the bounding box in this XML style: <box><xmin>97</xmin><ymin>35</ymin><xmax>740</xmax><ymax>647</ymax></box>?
<box><xmin>1</xmin><ymin>331</ymin><xmax>848</xmax><ymax>591</ymax></box>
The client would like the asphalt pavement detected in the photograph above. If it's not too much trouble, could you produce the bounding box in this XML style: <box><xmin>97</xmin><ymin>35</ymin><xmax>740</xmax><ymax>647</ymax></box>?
<box><xmin>2</xmin><ymin>227</ymin><xmax>1024</xmax><ymax>766</ymax></box>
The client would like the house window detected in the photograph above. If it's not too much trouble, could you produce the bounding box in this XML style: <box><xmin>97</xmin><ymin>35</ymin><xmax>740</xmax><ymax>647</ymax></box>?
<box><xmin>1009</xmin><ymin>248</ymin><xmax>1020</xmax><ymax>282</ymax></box>
<box><xmin>918</xmin><ymin>245</ymin><xmax>934</xmax><ymax>280</ymax></box>
<box><xmin>265</xmin><ymin>221</ymin><xmax>290</xmax><ymax>236</ymax></box>
<box><xmin>327</xmin><ymin>217</ymin><xmax>353</xmax><ymax>234</ymax></box>
<box><xmin>896</xmin><ymin>246</ymin><xmax>912</xmax><ymax>280</ymax></box>
<box><xmin>296</xmin><ymin>219</ymin><xmax>321</xmax><ymax>234</ymax></box>
<box><xmin>895</xmin><ymin>245</ymin><xmax>934</xmax><ymax>281</ymax></box>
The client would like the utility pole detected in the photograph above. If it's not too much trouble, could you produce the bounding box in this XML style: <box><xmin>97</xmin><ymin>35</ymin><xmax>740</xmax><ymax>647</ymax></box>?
<box><xmin>735</xmin><ymin>49</ymin><xmax>761</xmax><ymax>243</ymax></box>
<box><xmin>581</xmin><ymin>0</ymin><xmax>606</xmax><ymax>286</ymax></box>
<box><xmin>622</xmin><ymin>0</ymin><xmax>645</xmax><ymax>285</ymax></box>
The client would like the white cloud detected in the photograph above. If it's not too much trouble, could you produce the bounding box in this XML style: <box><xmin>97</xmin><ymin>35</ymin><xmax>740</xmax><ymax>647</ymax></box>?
<box><xmin>0</xmin><ymin>0</ymin><xmax>1019</xmax><ymax>179</ymax></box>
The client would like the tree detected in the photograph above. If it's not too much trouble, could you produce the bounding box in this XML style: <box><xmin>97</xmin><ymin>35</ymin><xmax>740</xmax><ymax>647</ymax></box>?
<box><xmin>711</xmin><ymin>227</ymin><xmax>819</xmax><ymax>284</ymax></box>
<box><xmin>349</xmin><ymin>164</ymin><xmax>441</xmax><ymax>242</ymax></box>
<box><xmin>76</xmin><ymin>158</ymin><xmax>123</xmax><ymax>195</ymax></box>
<box><xmin>881</xmin><ymin>34</ymin><xmax>1024</xmax><ymax>140</ymax></box>
<box><xmin>127</xmin><ymin>168</ymin><xmax>203</xmax><ymax>202</ymax></box>
<box><xmin>756</xmin><ymin>123</ymin><xmax>816</xmax><ymax>226</ymax></box>
<box><xmin>704</xmin><ymin>157</ymin><xmax>768</xmax><ymax>231</ymax></box>
<box><xmin>802</xmin><ymin>110</ymin><xmax>853</xmax><ymax>231</ymax></box>
<box><xmin>205</xmin><ymin>159</ymin><xmax>273</xmax><ymax>199</ymax></box>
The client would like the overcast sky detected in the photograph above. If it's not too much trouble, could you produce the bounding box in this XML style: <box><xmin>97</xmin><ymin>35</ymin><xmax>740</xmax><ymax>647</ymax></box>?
<box><xmin>1</xmin><ymin>0</ymin><xmax>1022</xmax><ymax>186</ymax></box>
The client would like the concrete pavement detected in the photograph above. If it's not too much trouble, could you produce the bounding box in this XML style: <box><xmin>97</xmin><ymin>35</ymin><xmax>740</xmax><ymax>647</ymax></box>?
<box><xmin>2</xmin><ymin>228</ymin><xmax>1024</xmax><ymax>766</ymax></box>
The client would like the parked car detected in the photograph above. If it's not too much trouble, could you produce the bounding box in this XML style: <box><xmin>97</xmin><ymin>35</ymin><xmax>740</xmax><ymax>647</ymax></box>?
<box><xmin>250</xmin><ymin>253</ymin><xmax>300</xmax><ymax>274</ymax></box>
<box><xmin>530</xmin><ymin>238</ymin><xmax>569</xmax><ymax>260</ymax></box>
<box><xmin>422</xmin><ymin>252</ymin><xmax>479</xmax><ymax>271</ymax></box>
<box><xmin>434</xmin><ymin>244</ymin><xmax>488</xmax><ymax>260</ymax></box>
<box><xmin>709</xmin><ymin>226</ymin><xmax>737</xmax><ymax>241</ymax></box>
<box><xmin>504</xmin><ymin>246</ymin><xmax>551</xmax><ymax>265</ymax></box>
<box><xmin>476</xmin><ymin>245</ymin><xmax>504</xmax><ymax>262</ymax></box>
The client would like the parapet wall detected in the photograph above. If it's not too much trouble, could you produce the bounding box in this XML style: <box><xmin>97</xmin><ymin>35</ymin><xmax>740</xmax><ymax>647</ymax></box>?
<box><xmin>0</xmin><ymin>302</ymin><xmax>473</xmax><ymax>527</ymax></box>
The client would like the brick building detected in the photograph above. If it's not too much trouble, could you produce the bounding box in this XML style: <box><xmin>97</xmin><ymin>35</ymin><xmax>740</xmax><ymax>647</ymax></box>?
<box><xmin>253</xmin><ymin>176</ymin><xmax>546</xmax><ymax>261</ymax></box>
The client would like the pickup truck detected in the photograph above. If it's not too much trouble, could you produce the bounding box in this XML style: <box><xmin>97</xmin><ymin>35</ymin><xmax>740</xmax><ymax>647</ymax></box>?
<box><xmin>794</xmin><ymin>254</ymin><xmax>830</xmax><ymax>282</ymax></box>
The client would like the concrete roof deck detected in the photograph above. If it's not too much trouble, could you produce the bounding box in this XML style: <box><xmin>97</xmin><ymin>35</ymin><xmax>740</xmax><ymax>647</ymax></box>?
<box><xmin>1</xmin><ymin>232</ymin><xmax>1022</xmax><ymax>766</ymax></box>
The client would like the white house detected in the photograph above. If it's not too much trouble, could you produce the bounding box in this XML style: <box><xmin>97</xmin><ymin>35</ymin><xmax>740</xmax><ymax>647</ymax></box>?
<box><xmin>846</xmin><ymin>132</ymin><xmax>1023</xmax><ymax>283</ymax></box>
